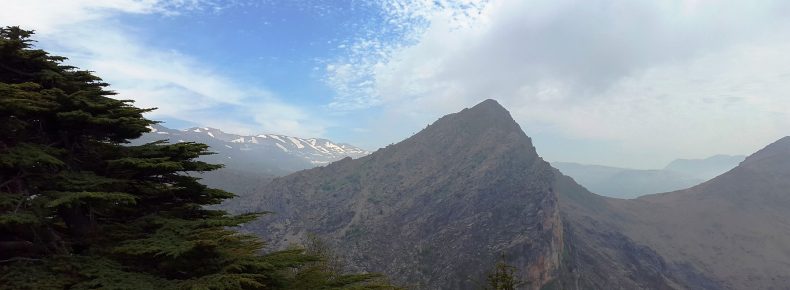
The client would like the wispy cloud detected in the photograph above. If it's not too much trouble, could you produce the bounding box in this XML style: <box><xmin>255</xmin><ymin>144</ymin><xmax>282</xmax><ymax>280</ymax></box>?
<box><xmin>324</xmin><ymin>0</ymin><xmax>490</xmax><ymax>110</ymax></box>
<box><xmin>1</xmin><ymin>0</ymin><xmax>328</xmax><ymax>138</ymax></box>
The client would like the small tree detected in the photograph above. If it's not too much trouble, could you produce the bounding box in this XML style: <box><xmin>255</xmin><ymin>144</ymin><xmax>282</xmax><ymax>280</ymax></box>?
<box><xmin>484</xmin><ymin>253</ymin><xmax>524</xmax><ymax>290</ymax></box>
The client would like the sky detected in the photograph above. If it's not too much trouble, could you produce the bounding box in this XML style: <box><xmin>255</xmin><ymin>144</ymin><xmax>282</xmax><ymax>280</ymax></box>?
<box><xmin>3</xmin><ymin>0</ymin><xmax>790</xmax><ymax>169</ymax></box>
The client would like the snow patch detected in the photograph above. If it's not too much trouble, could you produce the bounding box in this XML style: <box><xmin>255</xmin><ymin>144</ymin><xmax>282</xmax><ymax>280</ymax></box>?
<box><xmin>207</xmin><ymin>132</ymin><xmax>215</xmax><ymax>138</ymax></box>
<box><xmin>269</xmin><ymin>135</ymin><xmax>286</xmax><ymax>143</ymax></box>
<box><xmin>304</xmin><ymin>140</ymin><xmax>325</xmax><ymax>153</ymax></box>
<box><xmin>156</xmin><ymin>131</ymin><xmax>169</xmax><ymax>135</ymax></box>
<box><xmin>250</xmin><ymin>137</ymin><xmax>259</xmax><ymax>144</ymax></box>
<box><xmin>147</xmin><ymin>125</ymin><xmax>157</xmax><ymax>132</ymax></box>
<box><xmin>287</xmin><ymin>137</ymin><xmax>305</xmax><ymax>149</ymax></box>
<box><xmin>324</xmin><ymin>142</ymin><xmax>344</xmax><ymax>152</ymax></box>
<box><xmin>276</xmin><ymin>143</ymin><xmax>289</xmax><ymax>152</ymax></box>
<box><xmin>231</xmin><ymin>137</ymin><xmax>245</xmax><ymax>143</ymax></box>
<box><xmin>192</xmin><ymin>128</ymin><xmax>201</xmax><ymax>132</ymax></box>
<box><xmin>224</xmin><ymin>145</ymin><xmax>233</xmax><ymax>149</ymax></box>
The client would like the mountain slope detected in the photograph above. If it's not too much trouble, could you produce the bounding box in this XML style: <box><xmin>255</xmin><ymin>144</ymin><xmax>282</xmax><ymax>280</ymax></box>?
<box><xmin>664</xmin><ymin>154</ymin><xmax>746</xmax><ymax>181</ymax></box>
<box><xmin>599</xmin><ymin>137</ymin><xmax>790</xmax><ymax>289</ymax></box>
<box><xmin>554</xmin><ymin>170</ymin><xmax>721</xmax><ymax>289</ymax></box>
<box><xmin>245</xmin><ymin>100</ymin><xmax>564</xmax><ymax>289</ymax></box>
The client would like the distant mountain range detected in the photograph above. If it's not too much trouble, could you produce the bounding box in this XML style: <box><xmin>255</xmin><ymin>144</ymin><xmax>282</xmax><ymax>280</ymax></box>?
<box><xmin>135</xmin><ymin>124</ymin><xmax>369</xmax><ymax>175</ymax></box>
<box><xmin>133</xmin><ymin>125</ymin><xmax>371</xmax><ymax>209</ymax></box>
<box><xmin>228</xmin><ymin>100</ymin><xmax>790</xmax><ymax>289</ymax></box>
<box><xmin>553</xmin><ymin>155</ymin><xmax>745</xmax><ymax>198</ymax></box>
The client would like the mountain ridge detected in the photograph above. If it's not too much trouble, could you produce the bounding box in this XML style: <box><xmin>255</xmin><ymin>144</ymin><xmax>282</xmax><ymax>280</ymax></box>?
<box><xmin>664</xmin><ymin>154</ymin><xmax>747</xmax><ymax>180</ymax></box>
<box><xmin>137</xmin><ymin>124</ymin><xmax>369</xmax><ymax>174</ymax></box>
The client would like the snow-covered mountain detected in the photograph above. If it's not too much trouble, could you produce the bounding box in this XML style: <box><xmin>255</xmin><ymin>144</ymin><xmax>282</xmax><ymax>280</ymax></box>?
<box><xmin>136</xmin><ymin>124</ymin><xmax>370</xmax><ymax>174</ymax></box>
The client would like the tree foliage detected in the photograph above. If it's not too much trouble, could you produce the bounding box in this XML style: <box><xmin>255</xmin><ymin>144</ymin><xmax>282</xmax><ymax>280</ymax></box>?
<box><xmin>0</xmin><ymin>26</ymin><xmax>396</xmax><ymax>290</ymax></box>
<box><xmin>484</xmin><ymin>254</ymin><xmax>524</xmax><ymax>290</ymax></box>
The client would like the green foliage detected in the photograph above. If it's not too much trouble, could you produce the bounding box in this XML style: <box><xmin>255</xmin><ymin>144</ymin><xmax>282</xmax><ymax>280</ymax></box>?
<box><xmin>484</xmin><ymin>254</ymin><xmax>524</xmax><ymax>290</ymax></box>
<box><xmin>0</xmin><ymin>26</ymin><xmax>396</xmax><ymax>289</ymax></box>
<box><xmin>280</xmin><ymin>234</ymin><xmax>399</xmax><ymax>290</ymax></box>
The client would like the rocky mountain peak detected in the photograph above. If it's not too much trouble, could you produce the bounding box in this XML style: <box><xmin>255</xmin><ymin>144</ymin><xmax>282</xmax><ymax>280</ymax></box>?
<box><xmin>459</xmin><ymin>98</ymin><xmax>512</xmax><ymax>119</ymax></box>
<box><xmin>382</xmin><ymin>99</ymin><xmax>539</xmax><ymax>166</ymax></box>
<box><xmin>245</xmin><ymin>99</ymin><xmax>562</xmax><ymax>289</ymax></box>
<box><xmin>431</xmin><ymin>99</ymin><xmax>522</xmax><ymax>136</ymax></box>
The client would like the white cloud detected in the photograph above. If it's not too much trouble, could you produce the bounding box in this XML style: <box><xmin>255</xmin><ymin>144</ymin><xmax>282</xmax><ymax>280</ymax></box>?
<box><xmin>0</xmin><ymin>0</ymin><xmax>222</xmax><ymax>33</ymax></box>
<box><xmin>326</xmin><ymin>0</ymin><xmax>790</xmax><ymax>167</ymax></box>
<box><xmin>1</xmin><ymin>0</ymin><xmax>327</xmax><ymax>138</ymax></box>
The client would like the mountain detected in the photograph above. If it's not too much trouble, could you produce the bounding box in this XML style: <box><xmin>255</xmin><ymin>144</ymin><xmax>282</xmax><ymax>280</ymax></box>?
<box><xmin>233</xmin><ymin>99</ymin><xmax>788</xmax><ymax>289</ymax></box>
<box><xmin>134</xmin><ymin>125</ymin><xmax>370</xmax><ymax>210</ymax></box>
<box><xmin>664</xmin><ymin>154</ymin><xmax>746</xmax><ymax>180</ymax></box>
<box><xmin>243</xmin><ymin>100</ymin><xmax>564</xmax><ymax>288</ymax></box>
<box><xmin>597</xmin><ymin>137</ymin><xmax>790</xmax><ymax>289</ymax></box>
<box><xmin>239</xmin><ymin>100</ymin><xmax>709</xmax><ymax>289</ymax></box>
<box><xmin>551</xmin><ymin>162</ymin><xmax>702</xmax><ymax>198</ymax></box>
<box><xmin>135</xmin><ymin>124</ymin><xmax>369</xmax><ymax>174</ymax></box>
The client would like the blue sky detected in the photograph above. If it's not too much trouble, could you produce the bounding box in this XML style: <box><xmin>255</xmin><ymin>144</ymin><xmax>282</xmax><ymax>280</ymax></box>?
<box><xmin>4</xmin><ymin>0</ymin><xmax>790</xmax><ymax>169</ymax></box>
<box><xmin>121</xmin><ymin>2</ymin><xmax>380</xmax><ymax>103</ymax></box>
<box><xmin>107</xmin><ymin>1</ymin><xmax>393</xmax><ymax>134</ymax></box>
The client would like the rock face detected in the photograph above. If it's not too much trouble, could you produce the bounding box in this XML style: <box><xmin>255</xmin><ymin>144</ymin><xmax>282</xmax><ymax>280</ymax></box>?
<box><xmin>247</xmin><ymin>100</ymin><xmax>563</xmax><ymax>289</ymax></box>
